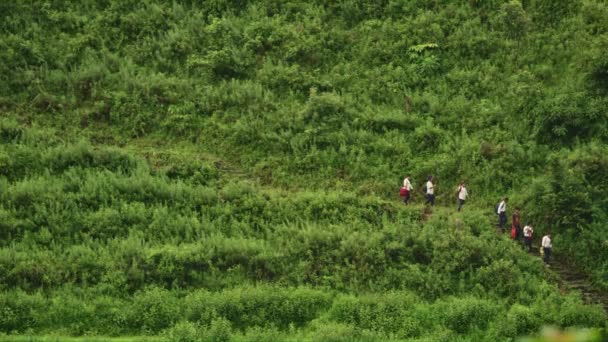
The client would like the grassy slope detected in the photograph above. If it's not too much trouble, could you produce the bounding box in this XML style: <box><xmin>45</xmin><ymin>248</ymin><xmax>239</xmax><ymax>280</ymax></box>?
<box><xmin>1</xmin><ymin>0</ymin><xmax>607</xmax><ymax>341</ymax></box>
<box><xmin>0</xmin><ymin>337</ymin><xmax>163</xmax><ymax>342</ymax></box>
<box><xmin>0</xmin><ymin>127</ymin><xmax>604</xmax><ymax>340</ymax></box>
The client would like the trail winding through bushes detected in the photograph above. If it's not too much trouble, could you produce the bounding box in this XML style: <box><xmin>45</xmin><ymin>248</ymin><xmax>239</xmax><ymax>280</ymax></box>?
<box><xmin>422</xmin><ymin>205</ymin><xmax>608</xmax><ymax>314</ymax></box>
<box><xmin>548</xmin><ymin>254</ymin><xmax>608</xmax><ymax>314</ymax></box>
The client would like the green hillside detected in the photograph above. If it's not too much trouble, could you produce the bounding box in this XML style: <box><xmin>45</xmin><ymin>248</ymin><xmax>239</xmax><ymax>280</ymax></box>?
<box><xmin>1</xmin><ymin>1</ymin><xmax>607</xmax><ymax>341</ymax></box>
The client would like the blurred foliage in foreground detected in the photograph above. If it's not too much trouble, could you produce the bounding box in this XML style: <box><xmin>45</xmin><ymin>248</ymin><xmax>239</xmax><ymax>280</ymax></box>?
<box><xmin>518</xmin><ymin>327</ymin><xmax>606</xmax><ymax>342</ymax></box>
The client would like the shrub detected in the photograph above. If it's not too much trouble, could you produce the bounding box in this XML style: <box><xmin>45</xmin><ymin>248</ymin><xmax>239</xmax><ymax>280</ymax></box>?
<box><xmin>0</xmin><ymin>290</ymin><xmax>46</xmax><ymax>333</ymax></box>
<box><xmin>328</xmin><ymin>292</ymin><xmax>421</xmax><ymax>338</ymax></box>
<box><xmin>185</xmin><ymin>286</ymin><xmax>332</xmax><ymax>330</ymax></box>
<box><xmin>493</xmin><ymin>304</ymin><xmax>542</xmax><ymax>338</ymax></box>
<box><xmin>0</xmin><ymin>118</ymin><xmax>23</xmax><ymax>143</ymax></box>
<box><xmin>205</xmin><ymin>317</ymin><xmax>232</xmax><ymax>342</ymax></box>
<box><xmin>220</xmin><ymin>180</ymin><xmax>255</xmax><ymax>201</ymax></box>
<box><xmin>310</xmin><ymin>321</ymin><xmax>362</xmax><ymax>342</ymax></box>
<box><xmin>436</xmin><ymin>297</ymin><xmax>499</xmax><ymax>334</ymax></box>
<box><xmin>411</xmin><ymin>122</ymin><xmax>444</xmax><ymax>154</ymax></box>
<box><xmin>242</xmin><ymin>326</ymin><xmax>283</xmax><ymax>342</ymax></box>
<box><xmin>129</xmin><ymin>287</ymin><xmax>181</xmax><ymax>334</ymax></box>
<box><xmin>495</xmin><ymin>0</ymin><xmax>530</xmax><ymax>39</ymax></box>
<box><xmin>165</xmin><ymin>321</ymin><xmax>204</xmax><ymax>342</ymax></box>
<box><xmin>90</xmin><ymin>296</ymin><xmax>129</xmax><ymax>336</ymax></box>
<box><xmin>475</xmin><ymin>259</ymin><xmax>524</xmax><ymax>297</ymax></box>
<box><xmin>301</xmin><ymin>90</ymin><xmax>351</xmax><ymax>126</ymax></box>
<box><xmin>557</xmin><ymin>297</ymin><xmax>606</xmax><ymax>328</ymax></box>
<box><xmin>45</xmin><ymin>291</ymin><xmax>95</xmax><ymax>335</ymax></box>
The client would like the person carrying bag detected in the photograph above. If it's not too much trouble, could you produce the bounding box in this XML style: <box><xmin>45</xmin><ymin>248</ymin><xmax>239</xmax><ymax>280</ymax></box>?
<box><xmin>400</xmin><ymin>175</ymin><xmax>413</xmax><ymax>205</ymax></box>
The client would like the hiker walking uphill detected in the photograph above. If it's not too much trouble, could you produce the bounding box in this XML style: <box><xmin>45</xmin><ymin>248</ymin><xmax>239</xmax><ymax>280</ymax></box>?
<box><xmin>425</xmin><ymin>176</ymin><xmax>435</xmax><ymax>206</ymax></box>
<box><xmin>456</xmin><ymin>181</ymin><xmax>468</xmax><ymax>212</ymax></box>
<box><xmin>512</xmin><ymin>207</ymin><xmax>522</xmax><ymax>241</ymax></box>
<box><xmin>542</xmin><ymin>233</ymin><xmax>553</xmax><ymax>265</ymax></box>
<box><xmin>401</xmin><ymin>175</ymin><xmax>413</xmax><ymax>205</ymax></box>
<box><xmin>497</xmin><ymin>197</ymin><xmax>508</xmax><ymax>232</ymax></box>
<box><xmin>523</xmin><ymin>223</ymin><xmax>533</xmax><ymax>252</ymax></box>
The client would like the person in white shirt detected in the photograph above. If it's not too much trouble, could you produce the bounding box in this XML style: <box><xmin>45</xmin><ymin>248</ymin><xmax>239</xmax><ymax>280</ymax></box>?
<box><xmin>542</xmin><ymin>233</ymin><xmax>552</xmax><ymax>264</ymax></box>
<box><xmin>425</xmin><ymin>175</ymin><xmax>435</xmax><ymax>206</ymax></box>
<box><xmin>456</xmin><ymin>181</ymin><xmax>468</xmax><ymax>212</ymax></box>
<box><xmin>496</xmin><ymin>197</ymin><xmax>508</xmax><ymax>232</ymax></box>
<box><xmin>402</xmin><ymin>175</ymin><xmax>413</xmax><ymax>205</ymax></box>
<box><xmin>523</xmin><ymin>223</ymin><xmax>533</xmax><ymax>252</ymax></box>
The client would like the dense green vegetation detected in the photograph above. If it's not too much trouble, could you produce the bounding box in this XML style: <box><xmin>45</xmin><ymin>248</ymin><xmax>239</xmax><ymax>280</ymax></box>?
<box><xmin>1</xmin><ymin>0</ymin><xmax>607</xmax><ymax>340</ymax></box>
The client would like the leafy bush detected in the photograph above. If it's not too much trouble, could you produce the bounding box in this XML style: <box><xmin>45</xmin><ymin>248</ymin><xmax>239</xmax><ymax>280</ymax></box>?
<box><xmin>435</xmin><ymin>297</ymin><xmax>499</xmax><ymax>334</ymax></box>
<box><xmin>185</xmin><ymin>286</ymin><xmax>332</xmax><ymax>330</ymax></box>
<box><xmin>493</xmin><ymin>304</ymin><xmax>542</xmax><ymax>338</ymax></box>
<box><xmin>205</xmin><ymin>317</ymin><xmax>232</xmax><ymax>342</ymax></box>
<box><xmin>310</xmin><ymin>321</ymin><xmax>364</xmax><ymax>342</ymax></box>
<box><xmin>328</xmin><ymin>292</ymin><xmax>422</xmax><ymax>338</ymax></box>
<box><xmin>0</xmin><ymin>290</ymin><xmax>46</xmax><ymax>334</ymax></box>
<box><xmin>165</xmin><ymin>321</ymin><xmax>203</xmax><ymax>342</ymax></box>
<box><xmin>129</xmin><ymin>287</ymin><xmax>181</xmax><ymax>334</ymax></box>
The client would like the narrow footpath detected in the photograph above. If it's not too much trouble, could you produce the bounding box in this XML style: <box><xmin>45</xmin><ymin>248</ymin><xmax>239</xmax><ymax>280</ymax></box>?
<box><xmin>516</xmin><ymin>240</ymin><xmax>608</xmax><ymax>314</ymax></box>
<box><xmin>485</xmin><ymin>207</ymin><xmax>608</xmax><ymax>314</ymax></box>
<box><xmin>402</xmin><ymin>191</ymin><xmax>607</xmax><ymax>315</ymax></box>
<box><xmin>447</xmin><ymin>204</ymin><xmax>608</xmax><ymax>314</ymax></box>
<box><xmin>547</xmin><ymin>254</ymin><xmax>608</xmax><ymax>314</ymax></box>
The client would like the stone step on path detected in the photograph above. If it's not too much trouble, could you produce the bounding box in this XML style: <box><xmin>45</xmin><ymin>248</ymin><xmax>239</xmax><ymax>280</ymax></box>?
<box><xmin>485</xmin><ymin>217</ymin><xmax>608</xmax><ymax>313</ymax></box>
<box><xmin>524</xmin><ymin>246</ymin><xmax>608</xmax><ymax>313</ymax></box>
<box><xmin>213</xmin><ymin>160</ymin><xmax>247</xmax><ymax>176</ymax></box>
<box><xmin>469</xmin><ymin>210</ymin><xmax>607</xmax><ymax>313</ymax></box>
<box><xmin>485</xmin><ymin>215</ymin><xmax>607</xmax><ymax>312</ymax></box>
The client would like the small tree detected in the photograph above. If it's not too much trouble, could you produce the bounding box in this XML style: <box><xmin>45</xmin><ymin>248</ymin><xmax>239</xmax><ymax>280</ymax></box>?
<box><xmin>496</xmin><ymin>1</ymin><xmax>530</xmax><ymax>40</ymax></box>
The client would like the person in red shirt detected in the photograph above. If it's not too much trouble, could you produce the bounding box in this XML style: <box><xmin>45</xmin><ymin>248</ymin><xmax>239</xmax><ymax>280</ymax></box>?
<box><xmin>512</xmin><ymin>207</ymin><xmax>522</xmax><ymax>242</ymax></box>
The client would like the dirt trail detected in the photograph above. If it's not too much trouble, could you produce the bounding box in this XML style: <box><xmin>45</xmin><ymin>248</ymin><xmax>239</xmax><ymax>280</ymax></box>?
<box><xmin>530</xmin><ymin>246</ymin><xmax>608</xmax><ymax>313</ymax></box>
<box><xmin>550</xmin><ymin>256</ymin><xmax>608</xmax><ymax>313</ymax></box>
<box><xmin>472</xmin><ymin>209</ymin><xmax>608</xmax><ymax>314</ymax></box>
<box><xmin>479</xmin><ymin>208</ymin><xmax>608</xmax><ymax>313</ymax></box>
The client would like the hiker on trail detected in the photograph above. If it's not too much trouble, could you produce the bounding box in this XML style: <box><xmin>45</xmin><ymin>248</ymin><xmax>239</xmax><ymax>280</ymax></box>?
<box><xmin>542</xmin><ymin>232</ymin><xmax>552</xmax><ymax>265</ymax></box>
<box><xmin>402</xmin><ymin>175</ymin><xmax>413</xmax><ymax>205</ymax></box>
<box><xmin>425</xmin><ymin>176</ymin><xmax>435</xmax><ymax>206</ymax></box>
<box><xmin>456</xmin><ymin>181</ymin><xmax>468</xmax><ymax>212</ymax></box>
<box><xmin>523</xmin><ymin>223</ymin><xmax>533</xmax><ymax>252</ymax></box>
<box><xmin>497</xmin><ymin>197</ymin><xmax>508</xmax><ymax>232</ymax></box>
<box><xmin>512</xmin><ymin>207</ymin><xmax>522</xmax><ymax>241</ymax></box>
